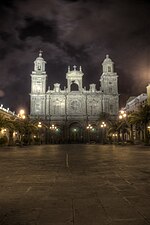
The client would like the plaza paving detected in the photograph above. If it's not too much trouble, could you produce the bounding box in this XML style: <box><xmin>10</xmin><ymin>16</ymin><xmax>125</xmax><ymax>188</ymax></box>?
<box><xmin>0</xmin><ymin>144</ymin><xmax>150</xmax><ymax>225</ymax></box>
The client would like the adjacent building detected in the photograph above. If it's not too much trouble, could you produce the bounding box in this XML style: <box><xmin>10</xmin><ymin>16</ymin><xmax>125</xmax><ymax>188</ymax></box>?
<box><xmin>124</xmin><ymin>84</ymin><xmax>150</xmax><ymax>113</ymax></box>
<box><xmin>0</xmin><ymin>105</ymin><xmax>17</xmax><ymax>143</ymax></box>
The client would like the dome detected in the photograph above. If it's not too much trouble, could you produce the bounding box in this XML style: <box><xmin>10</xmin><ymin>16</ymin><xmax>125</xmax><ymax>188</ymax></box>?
<box><xmin>35</xmin><ymin>50</ymin><xmax>44</xmax><ymax>61</ymax></box>
<box><xmin>102</xmin><ymin>54</ymin><xmax>113</xmax><ymax>64</ymax></box>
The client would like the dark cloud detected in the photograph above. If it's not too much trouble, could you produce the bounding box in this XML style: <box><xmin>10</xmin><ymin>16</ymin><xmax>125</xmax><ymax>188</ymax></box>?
<box><xmin>0</xmin><ymin>90</ymin><xmax>5</xmax><ymax>97</ymax></box>
<box><xmin>0</xmin><ymin>0</ymin><xmax>150</xmax><ymax>111</ymax></box>
<box><xmin>19</xmin><ymin>18</ymin><xmax>58</xmax><ymax>43</ymax></box>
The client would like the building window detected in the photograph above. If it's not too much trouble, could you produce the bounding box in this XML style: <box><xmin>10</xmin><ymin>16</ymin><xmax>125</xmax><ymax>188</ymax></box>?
<box><xmin>71</xmin><ymin>82</ymin><xmax>79</xmax><ymax>91</ymax></box>
<box><xmin>109</xmin><ymin>87</ymin><xmax>112</xmax><ymax>93</ymax></box>
<box><xmin>110</xmin><ymin>105</ymin><xmax>113</xmax><ymax>113</ymax></box>
<box><xmin>108</xmin><ymin>66</ymin><xmax>111</xmax><ymax>72</ymax></box>
<box><xmin>35</xmin><ymin>103</ymin><xmax>41</xmax><ymax>112</ymax></box>
<box><xmin>37</xmin><ymin>63</ymin><xmax>41</xmax><ymax>70</ymax></box>
<box><xmin>54</xmin><ymin>103</ymin><xmax>60</xmax><ymax>115</ymax></box>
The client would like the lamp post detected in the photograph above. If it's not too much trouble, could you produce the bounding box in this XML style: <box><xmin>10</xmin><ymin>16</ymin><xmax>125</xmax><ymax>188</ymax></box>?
<box><xmin>119</xmin><ymin>110</ymin><xmax>128</xmax><ymax>143</ymax></box>
<box><xmin>73</xmin><ymin>128</ymin><xmax>77</xmax><ymax>143</ymax></box>
<box><xmin>100</xmin><ymin>121</ymin><xmax>107</xmax><ymax>144</ymax></box>
<box><xmin>17</xmin><ymin>109</ymin><xmax>26</xmax><ymax>144</ymax></box>
<box><xmin>112</xmin><ymin>133</ymin><xmax>118</xmax><ymax>143</ymax></box>
<box><xmin>37</xmin><ymin>122</ymin><xmax>42</xmax><ymax>144</ymax></box>
<box><xmin>147</xmin><ymin>126</ymin><xmax>150</xmax><ymax>143</ymax></box>
<box><xmin>86</xmin><ymin>124</ymin><xmax>93</xmax><ymax>143</ymax></box>
<box><xmin>50</xmin><ymin>124</ymin><xmax>58</xmax><ymax>144</ymax></box>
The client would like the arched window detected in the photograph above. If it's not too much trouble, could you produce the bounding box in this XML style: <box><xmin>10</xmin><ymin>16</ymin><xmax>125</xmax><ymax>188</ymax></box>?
<box><xmin>71</xmin><ymin>82</ymin><xmax>79</xmax><ymax>91</ymax></box>
<box><xmin>108</xmin><ymin>66</ymin><xmax>111</xmax><ymax>72</ymax></box>
<box><xmin>110</xmin><ymin>105</ymin><xmax>113</xmax><ymax>113</ymax></box>
<box><xmin>109</xmin><ymin>87</ymin><xmax>112</xmax><ymax>93</ymax></box>
<box><xmin>37</xmin><ymin>63</ymin><xmax>41</xmax><ymax>70</ymax></box>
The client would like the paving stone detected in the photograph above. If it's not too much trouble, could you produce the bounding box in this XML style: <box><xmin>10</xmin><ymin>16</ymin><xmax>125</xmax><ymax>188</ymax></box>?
<box><xmin>38</xmin><ymin>208</ymin><xmax>72</xmax><ymax>223</ymax></box>
<box><xmin>107</xmin><ymin>219</ymin><xmax>150</xmax><ymax>225</ymax></box>
<box><xmin>0</xmin><ymin>144</ymin><xmax>150</xmax><ymax>225</ymax></box>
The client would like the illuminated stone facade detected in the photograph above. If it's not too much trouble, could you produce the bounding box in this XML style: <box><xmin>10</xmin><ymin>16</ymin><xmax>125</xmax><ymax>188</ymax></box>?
<box><xmin>30</xmin><ymin>52</ymin><xmax>119</xmax><ymax>142</ymax></box>
<box><xmin>30</xmin><ymin>52</ymin><xmax>119</xmax><ymax>118</ymax></box>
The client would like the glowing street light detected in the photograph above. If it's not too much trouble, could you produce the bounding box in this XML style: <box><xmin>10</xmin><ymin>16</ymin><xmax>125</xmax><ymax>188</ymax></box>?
<box><xmin>49</xmin><ymin>124</ymin><xmax>58</xmax><ymax>144</ymax></box>
<box><xmin>18</xmin><ymin>109</ymin><xmax>26</xmax><ymax>119</ymax></box>
<box><xmin>147</xmin><ymin>126</ymin><xmax>150</xmax><ymax>134</ymax></box>
<box><xmin>86</xmin><ymin>124</ymin><xmax>93</xmax><ymax>143</ymax></box>
<box><xmin>118</xmin><ymin>109</ymin><xmax>129</xmax><ymax>143</ymax></box>
<box><xmin>87</xmin><ymin>124</ymin><xmax>93</xmax><ymax>130</ymax></box>
<box><xmin>119</xmin><ymin>110</ymin><xmax>127</xmax><ymax>120</ymax></box>
<box><xmin>38</xmin><ymin>122</ymin><xmax>42</xmax><ymax>128</ymax></box>
<box><xmin>50</xmin><ymin>124</ymin><xmax>57</xmax><ymax>130</ymax></box>
<box><xmin>19</xmin><ymin>109</ymin><xmax>25</xmax><ymax>115</ymax></box>
<box><xmin>1</xmin><ymin>128</ymin><xmax>7</xmax><ymax>134</ymax></box>
<box><xmin>100</xmin><ymin>121</ymin><xmax>107</xmax><ymax>144</ymax></box>
<box><xmin>112</xmin><ymin>133</ymin><xmax>118</xmax><ymax>143</ymax></box>
<box><xmin>101</xmin><ymin>121</ymin><xmax>106</xmax><ymax>128</ymax></box>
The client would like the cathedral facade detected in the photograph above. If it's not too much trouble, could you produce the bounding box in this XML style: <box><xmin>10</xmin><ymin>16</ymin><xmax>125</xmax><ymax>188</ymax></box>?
<box><xmin>30</xmin><ymin>52</ymin><xmax>119</xmax><ymax>143</ymax></box>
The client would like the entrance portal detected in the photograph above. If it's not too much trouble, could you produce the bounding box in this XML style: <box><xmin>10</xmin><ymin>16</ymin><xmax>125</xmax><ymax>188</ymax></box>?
<box><xmin>69</xmin><ymin>122</ymin><xmax>83</xmax><ymax>143</ymax></box>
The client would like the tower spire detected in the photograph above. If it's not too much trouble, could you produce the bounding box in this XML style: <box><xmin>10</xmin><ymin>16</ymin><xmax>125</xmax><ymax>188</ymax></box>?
<box><xmin>73</xmin><ymin>65</ymin><xmax>77</xmax><ymax>71</ymax></box>
<box><xmin>39</xmin><ymin>50</ymin><xmax>43</xmax><ymax>57</ymax></box>
<box><xmin>68</xmin><ymin>66</ymin><xmax>70</xmax><ymax>72</ymax></box>
<box><xmin>34</xmin><ymin>51</ymin><xmax>46</xmax><ymax>72</ymax></box>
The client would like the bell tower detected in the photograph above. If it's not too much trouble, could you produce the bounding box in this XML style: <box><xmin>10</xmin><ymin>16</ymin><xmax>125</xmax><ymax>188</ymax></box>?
<box><xmin>30</xmin><ymin>51</ymin><xmax>47</xmax><ymax>116</ymax></box>
<box><xmin>100</xmin><ymin>55</ymin><xmax>119</xmax><ymax>115</ymax></box>
<box><xmin>66</xmin><ymin>65</ymin><xmax>84</xmax><ymax>92</ymax></box>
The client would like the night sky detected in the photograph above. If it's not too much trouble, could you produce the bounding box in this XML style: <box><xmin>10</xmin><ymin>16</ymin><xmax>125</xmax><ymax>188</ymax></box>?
<box><xmin>0</xmin><ymin>0</ymin><xmax>150</xmax><ymax>113</ymax></box>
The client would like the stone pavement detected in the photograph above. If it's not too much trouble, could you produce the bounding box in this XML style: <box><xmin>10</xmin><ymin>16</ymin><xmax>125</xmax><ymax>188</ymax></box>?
<box><xmin>0</xmin><ymin>144</ymin><xmax>150</xmax><ymax>225</ymax></box>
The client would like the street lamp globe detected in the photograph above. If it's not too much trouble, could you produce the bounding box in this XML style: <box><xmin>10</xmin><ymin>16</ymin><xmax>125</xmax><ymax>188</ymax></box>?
<box><xmin>19</xmin><ymin>109</ymin><xmax>25</xmax><ymax>115</ymax></box>
<box><xmin>18</xmin><ymin>109</ymin><xmax>26</xmax><ymax>119</ymax></box>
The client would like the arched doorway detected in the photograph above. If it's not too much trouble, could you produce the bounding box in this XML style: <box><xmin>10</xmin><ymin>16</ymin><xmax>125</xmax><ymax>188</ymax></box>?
<box><xmin>69</xmin><ymin>122</ymin><xmax>83</xmax><ymax>143</ymax></box>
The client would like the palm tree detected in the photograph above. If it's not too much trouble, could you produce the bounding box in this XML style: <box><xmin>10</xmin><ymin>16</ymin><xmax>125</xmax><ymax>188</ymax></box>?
<box><xmin>0</xmin><ymin>114</ymin><xmax>10</xmax><ymax>130</ymax></box>
<box><xmin>13</xmin><ymin>116</ymin><xmax>38</xmax><ymax>145</ymax></box>
<box><xmin>128</xmin><ymin>104</ymin><xmax>150</xmax><ymax>144</ymax></box>
<box><xmin>0</xmin><ymin>114</ymin><xmax>15</xmax><ymax>145</ymax></box>
<box><xmin>108</xmin><ymin>120</ymin><xmax>120</xmax><ymax>143</ymax></box>
<box><xmin>99</xmin><ymin>112</ymin><xmax>112</xmax><ymax>125</ymax></box>
<box><xmin>118</xmin><ymin>120</ymin><xmax>130</xmax><ymax>143</ymax></box>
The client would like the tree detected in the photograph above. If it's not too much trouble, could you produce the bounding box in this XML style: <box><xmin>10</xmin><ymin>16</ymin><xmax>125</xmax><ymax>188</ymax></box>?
<box><xmin>99</xmin><ymin>112</ymin><xmax>112</xmax><ymax>125</ymax></box>
<box><xmin>0</xmin><ymin>114</ymin><xmax>16</xmax><ymax>145</ymax></box>
<box><xmin>0</xmin><ymin>114</ymin><xmax>11</xmax><ymax>130</ymax></box>
<box><xmin>128</xmin><ymin>104</ymin><xmax>150</xmax><ymax>144</ymax></box>
<box><xmin>108</xmin><ymin>120</ymin><xmax>120</xmax><ymax>142</ymax></box>
<box><xmin>13</xmin><ymin>116</ymin><xmax>38</xmax><ymax>145</ymax></box>
<box><xmin>118</xmin><ymin>120</ymin><xmax>130</xmax><ymax>142</ymax></box>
